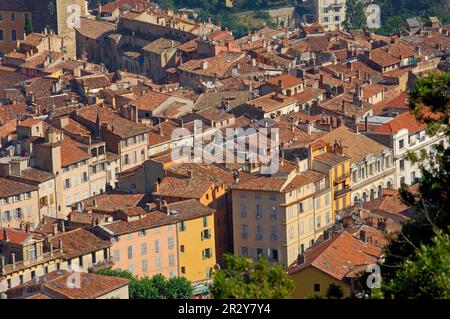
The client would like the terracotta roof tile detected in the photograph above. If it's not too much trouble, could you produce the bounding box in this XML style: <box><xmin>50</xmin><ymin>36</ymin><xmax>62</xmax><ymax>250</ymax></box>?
<box><xmin>371</xmin><ymin>111</ymin><xmax>426</xmax><ymax>134</ymax></box>
<box><xmin>50</xmin><ymin>228</ymin><xmax>110</xmax><ymax>259</ymax></box>
<box><xmin>153</xmin><ymin>177</ymin><xmax>215</xmax><ymax>200</ymax></box>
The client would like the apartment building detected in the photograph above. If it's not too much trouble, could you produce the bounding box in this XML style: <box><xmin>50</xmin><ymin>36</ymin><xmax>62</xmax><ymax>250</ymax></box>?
<box><xmin>364</xmin><ymin>111</ymin><xmax>447</xmax><ymax>187</ymax></box>
<box><xmin>0</xmin><ymin>2</ymin><xmax>31</xmax><ymax>59</ymax></box>
<box><xmin>231</xmin><ymin>158</ymin><xmax>334</xmax><ymax>267</ymax></box>
<box><xmin>4</xmin><ymin>164</ymin><xmax>57</xmax><ymax>219</ymax></box>
<box><xmin>319</xmin><ymin>126</ymin><xmax>395</xmax><ymax>204</ymax></box>
<box><xmin>313</xmin><ymin>0</ymin><xmax>346</xmax><ymax>32</ymax></box>
<box><xmin>153</xmin><ymin>175</ymin><xmax>226</xmax><ymax>268</ymax></box>
<box><xmin>0</xmin><ymin>178</ymin><xmax>39</xmax><ymax>229</ymax></box>
<box><xmin>0</xmin><ymin>227</ymin><xmax>63</xmax><ymax>294</ymax></box>
<box><xmin>94</xmin><ymin>206</ymin><xmax>179</xmax><ymax>279</ymax></box>
<box><xmin>73</xmin><ymin>104</ymin><xmax>150</xmax><ymax>172</ymax></box>
<box><xmin>169</xmin><ymin>200</ymin><xmax>216</xmax><ymax>283</ymax></box>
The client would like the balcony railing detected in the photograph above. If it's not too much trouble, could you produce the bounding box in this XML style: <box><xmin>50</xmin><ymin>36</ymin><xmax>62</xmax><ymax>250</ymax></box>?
<box><xmin>88</xmin><ymin>257</ymin><xmax>114</xmax><ymax>272</ymax></box>
<box><xmin>334</xmin><ymin>186</ymin><xmax>352</xmax><ymax>198</ymax></box>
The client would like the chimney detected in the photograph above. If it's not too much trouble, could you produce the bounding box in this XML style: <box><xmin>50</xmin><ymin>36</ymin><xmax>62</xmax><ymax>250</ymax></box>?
<box><xmin>201</xmin><ymin>61</ymin><xmax>208</xmax><ymax>70</ymax></box>
<box><xmin>232</xmin><ymin>170</ymin><xmax>240</xmax><ymax>184</ymax></box>
<box><xmin>298</xmin><ymin>254</ymin><xmax>305</xmax><ymax>264</ymax></box>
<box><xmin>278</xmin><ymin>79</ymin><xmax>283</xmax><ymax>87</ymax></box>
<box><xmin>1</xmin><ymin>256</ymin><xmax>5</xmax><ymax>269</ymax></box>
<box><xmin>49</xmin><ymin>241</ymin><xmax>54</xmax><ymax>256</ymax></box>
<box><xmin>154</xmin><ymin>179</ymin><xmax>161</xmax><ymax>192</ymax></box>
<box><xmin>25</xmin><ymin>223</ymin><xmax>31</xmax><ymax>233</ymax></box>
<box><xmin>159</xmin><ymin>199</ymin><xmax>168</xmax><ymax>212</ymax></box>
<box><xmin>319</xmin><ymin>74</ymin><xmax>324</xmax><ymax>88</ymax></box>
<box><xmin>93</xmin><ymin>196</ymin><xmax>97</xmax><ymax>207</ymax></box>
<box><xmin>145</xmin><ymin>203</ymin><xmax>152</xmax><ymax>212</ymax></box>
<box><xmin>52</xmin><ymin>223</ymin><xmax>58</xmax><ymax>235</ymax></box>
<box><xmin>60</xmin><ymin>220</ymin><xmax>65</xmax><ymax>233</ymax></box>
<box><xmin>360</xmin><ymin>230</ymin><xmax>366</xmax><ymax>242</ymax></box>
<box><xmin>3</xmin><ymin>229</ymin><xmax>9</xmax><ymax>242</ymax></box>
<box><xmin>11</xmin><ymin>253</ymin><xmax>16</xmax><ymax>269</ymax></box>
<box><xmin>58</xmin><ymin>239</ymin><xmax>63</xmax><ymax>253</ymax></box>
<box><xmin>187</xmin><ymin>169</ymin><xmax>193</xmax><ymax>178</ymax></box>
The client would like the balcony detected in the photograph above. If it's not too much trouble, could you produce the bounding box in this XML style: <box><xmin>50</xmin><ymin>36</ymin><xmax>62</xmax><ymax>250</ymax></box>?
<box><xmin>88</xmin><ymin>257</ymin><xmax>114</xmax><ymax>272</ymax></box>
<box><xmin>0</xmin><ymin>250</ymin><xmax>62</xmax><ymax>276</ymax></box>
<box><xmin>334</xmin><ymin>173</ymin><xmax>350</xmax><ymax>185</ymax></box>
<box><xmin>334</xmin><ymin>186</ymin><xmax>352</xmax><ymax>199</ymax></box>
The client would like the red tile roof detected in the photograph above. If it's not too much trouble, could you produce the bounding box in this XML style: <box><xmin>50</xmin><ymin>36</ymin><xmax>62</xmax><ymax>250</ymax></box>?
<box><xmin>50</xmin><ymin>228</ymin><xmax>110</xmax><ymax>259</ymax></box>
<box><xmin>371</xmin><ymin>111</ymin><xmax>426</xmax><ymax>134</ymax></box>
<box><xmin>266</xmin><ymin>74</ymin><xmax>303</xmax><ymax>88</ymax></box>
<box><xmin>288</xmin><ymin>231</ymin><xmax>382</xmax><ymax>280</ymax></box>
<box><xmin>0</xmin><ymin>228</ymin><xmax>32</xmax><ymax>245</ymax></box>
<box><xmin>153</xmin><ymin>177</ymin><xmax>215</xmax><ymax>200</ymax></box>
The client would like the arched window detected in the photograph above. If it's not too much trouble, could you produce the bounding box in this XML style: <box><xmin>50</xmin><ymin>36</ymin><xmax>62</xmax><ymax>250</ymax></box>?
<box><xmin>362</xmin><ymin>192</ymin><xmax>367</xmax><ymax>202</ymax></box>
<box><xmin>387</xmin><ymin>181</ymin><xmax>393</xmax><ymax>189</ymax></box>
<box><xmin>370</xmin><ymin>189</ymin><xmax>375</xmax><ymax>201</ymax></box>
<box><xmin>378</xmin><ymin>185</ymin><xmax>383</xmax><ymax>198</ymax></box>
<box><xmin>354</xmin><ymin>196</ymin><xmax>359</xmax><ymax>203</ymax></box>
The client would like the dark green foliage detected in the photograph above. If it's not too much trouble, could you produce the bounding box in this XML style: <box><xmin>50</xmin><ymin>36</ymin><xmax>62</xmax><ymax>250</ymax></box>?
<box><xmin>211</xmin><ymin>254</ymin><xmax>295</xmax><ymax>299</ymax></box>
<box><xmin>24</xmin><ymin>18</ymin><xmax>33</xmax><ymax>35</ymax></box>
<box><xmin>375</xmin><ymin>0</ymin><xmax>450</xmax><ymax>34</ymax></box>
<box><xmin>326</xmin><ymin>283</ymin><xmax>344</xmax><ymax>299</ymax></box>
<box><xmin>343</xmin><ymin>0</ymin><xmax>367</xmax><ymax>31</ymax></box>
<box><xmin>95</xmin><ymin>269</ymin><xmax>193</xmax><ymax>299</ymax></box>
<box><xmin>379</xmin><ymin>72</ymin><xmax>450</xmax><ymax>298</ymax></box>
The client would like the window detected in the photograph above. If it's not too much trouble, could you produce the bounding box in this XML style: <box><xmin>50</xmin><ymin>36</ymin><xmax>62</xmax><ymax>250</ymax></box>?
<box><xmin>127</xmin><ymin>233</ymin><xmax>132</xmax><ymax>240</ymax></box>
<box><xmin>411</xmin><ymin>171</ymin><xmax>416</xmax><ymax>183</ymax></box>
<box><xmin>201</xmin><ymin>229</ymin><xmax>211</xmax><ymax>240</ymax></box>
<box><xmin>154</xmin><ymin>240</ymin><xmax>160</xmax><ymax>253</ymax></box>
<box><xmin>256</xmin><ymin>205</ymin><xmax>262</xmax><ymax>219</ymax></box>
<box><xmin>399</xmin><ymin>159</ymin><xmax>405</xmax><ymax>171</ymax></box>
<box><xmin>271</xmin><ymin>249</ymin><xmax>278</xmax><ymax>262</ymax></box>
<box><xmin>168</xmin><ymin>237</ymin><xmax>174</xmax><ymax>249</ymax></box>
<box><xmin>325</xmin><ymin>193</ymin><xmax>330</xmax><ymax>206</ymax></box>
<box><xmin>370</xmin><ymin>189</ymin><xmax>375</xmax><ymax>201</ymax></box>
<box><xmin>179</xmin><ymin>221</ymin><xmax>186</xmax><ymax>232</ymax></box>
<box><xmin>242</xmin><ymin>224</ymin><xmax>248</xmax><ymax>239</ymax></box>
<box><xmin>19</xmin><ymin>275</ymin><xmax>23</xmax><ymax>285</ymax></box>
<box><xmin>141</xmin><ymin>243</ymin><xmax>147</xmax><ymax>255</ymax></box>
<box><xmin>138</xmin><ymin>229</ymin><xmax>146</xmax><ymax>237</ymax></box>
<box><xmin>271</xmin><ymin>225</ymin><xmax>277</xmax><ymax>240</ymax></box>
<box><xmin>0</xmin><ymin>29</ymin><xmax>4</xmax><ymax>41</ymax></box>
<box><xmin>64</xmin><ymin>179</ymin><xmax>71</xmax><ymax>189</ymax></box>
<box><xmin>79</xmin><ymin>256</ymin><xmax>83</xmax><ymax>267</ymax></box>
<box><xmin>400</xmin><ymin>177</ymin><xmax>406</xmax><ymax>186</ymax></box>
<box><xmin>256</xmin><ymin>248</ymin><xmax>263</xmax><ymax>257</ymax></box>
<box><xmin>315</xmin><ymin>197</ymin><xmax>321</xmax><ymax>209</ymax></box>
<box><xmin>180</xmin><ymin>245</ymin><xmax>185</xmax><ymax>253</ymax></box>
<box><xmin>11</xmin><ymin>12</ymin><xmax>16</xmax><ymax>21</ymax></box>
<box><xmin>326</xmin><ymin>211</ymin><xmax>331</xmax><ymax>224</ymax></box>
<box><xmin>316</xmin><ymin>215</ymin><xmax>321</xmax><ymax>228</ymax></box>
<box><xmin>11</xmin><ymin>30</ymin><xmax>16</xmax><ymax>41</ymax></box>
<box><xmin>15</xmin><ymin>208</ymin><xmax>22</xmax><ymax>220</ymax></box>
<box><xmin>127</xmin><ymin>246</ymin><xmax>133</xmax><ymax>259</ymax></box>
<box><xmin>257</xmin><ymin>226</ymin><xmax>263</xmax><ymax>240</ymax></box>
<box><xmin>241</xmin><ymin>247</ymin><xmax>249</xmax><ymax>256</ymax></box>
<box><xmin>399</xmin><ymin>139</ymin><xmax>404</xmax><ymax>149</ymax></box>
<box><xmin>142</xmin><ymin>260</ymin><xmax>148</xmax><ymax>272</ymax></box>
<box><xmin>113</xmin><ymin>249</ymin><xmax>120</xmax><ymax>261</ymax></box>
<box><xmin>0</xmin><ymin>12</ymin><xmax>3</xmax><ymax>21</ymax></box>
<box><xmin>169</xmin><ymin>254</ymin><xmax>175</xmax><ymax>265</ymax></box>
<box><xmin>298</xmin><ymin>202</ymin><xmax>304</xmax><ymax>213</ymax></box>
<box><xmin>334</xmin><ymin>16</ymin><xmax>340</xmax><ymax>21</ymax></box>
<box><xmin>299</xmin><ymin>222</ymin><xmax>304</xmax><ymax>235</ymax></box>
<box><xmin>376</xmin><ymin>160</ymin><xmax>381</xmax><ymax>172</ymax></box>
<box><xmin>202</xmin><ymin>216</ymin><xmax>208</xmax><ymax>228</ymax></box>
<box><xmin>270</xmin><ymin>206</ymin><xmax>276</xmax><ymax>220</ymax></box>
<box><xmin>240</xmin><ymin>204</ymin><xmax>247</xmax><ymax>218</ymax></box>
<box><xmin>181</xmin><ymin>266</ymin><xmax>186</xmax><ymax>274</ymax></box>
<box><xmin>202</xmin><ymin>248</ymin><xmax>213</xmax><ymax>259</ymax></box>
<box><xmin>314</xmin><ymin>283</ymin><xmax>320</xmax><ymax>292</ymax></box>
<box><xmin>288</xmin><ymin>225</ymin><xmax>294</xmax><ymax>240</ymax></box>
<box><xmin>128</xmin><ymin>264</ymin><xmax>134</xmax><ymax>273</ymax></box>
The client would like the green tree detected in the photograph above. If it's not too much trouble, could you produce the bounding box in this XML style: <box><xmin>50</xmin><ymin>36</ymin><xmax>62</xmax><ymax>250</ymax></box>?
<box><xmin>95</xmin><ymin>269</ymin><xmax>193</xmax><ymax>299</ymax></box>
<box><xmin>326</xmin><ymin>283</ymin><xmax>344</xmax><ymax>299</ymax></box>
<box><xmin>379</xmin><ymin>72</ymin><xmax>450</xmax><ymax>298</ymax></box>
<box><xmin>211</xmin><ymin>254</ymin><xmax>295</xmax><ymax>299</ymax></box>
<box><xmin>24</xmin><ymin>18</ymin><xmax>33</xmax><ymax>35</ymax></box>
<box><xmin>343</xmin><ymin>0</ymin><xmax>367</xmax><ymax>31</ymax></box>
<box><xmin>383</xmin><ymin>231</ymin><xmax>450</xmax><ymax>298</ymax></box>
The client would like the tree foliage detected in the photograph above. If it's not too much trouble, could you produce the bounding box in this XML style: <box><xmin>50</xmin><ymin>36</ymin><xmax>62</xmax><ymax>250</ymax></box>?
<box><xmin>375</xmin><ymin>0</ymin><xmax>450</xmax><ymax>34</ymax></box>
<box><xmin>211</xmin><ymin>254</ymin><xmax>295</xmax><ymax>299</ymax></box>
<box><xmin>326</xmin><ymin>283</ymin><xmax>344</xmax><ymax>299</ymax></box>
<box><xmin>95</xmin><ymin>269</ymin><xmax>193</xmax><ymax>299</ymax></box>
<box><xmin>379</xmin><ymin>72</ymin><xmax>450</xmax><ymax>298</ymax></box>
<box><xmin>343</xmin><ymin>0</ymin><xmax>367</xmax><ymax>31</ymax></box>
<box><xmin>24</xmin><ymin>18</ymin><xmax>33</xmax><ymax>36</ymax></box>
